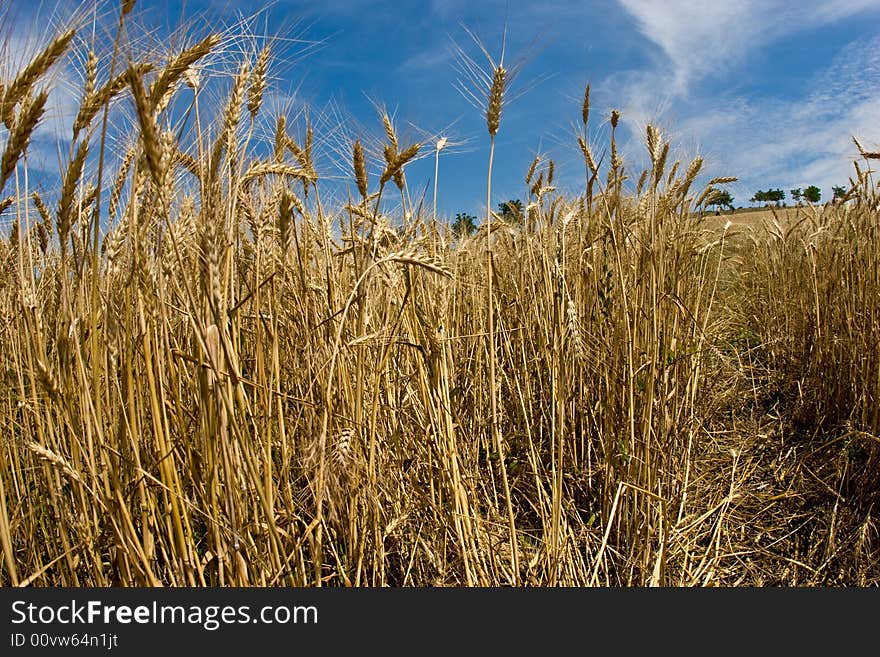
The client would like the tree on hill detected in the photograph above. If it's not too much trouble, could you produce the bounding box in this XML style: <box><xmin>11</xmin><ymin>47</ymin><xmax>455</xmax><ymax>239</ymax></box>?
<box><xmin>804</xmin><ymin>185</ymin><xmax>821</xmax><ymax>203</ymax></box>
<box><xmin>707</xmin><ymin>188</ymin><xmax>734</xmax><ymax>212</ymax></box>
<box><xmin>452</xmin><ymin>212</ymin><xmax>477</xmax><ymax>237</ymax></box>
<box><xmin>751</xmin><ymin>189</ymin><xmax>785</xmax><ymax>206</ymax></box>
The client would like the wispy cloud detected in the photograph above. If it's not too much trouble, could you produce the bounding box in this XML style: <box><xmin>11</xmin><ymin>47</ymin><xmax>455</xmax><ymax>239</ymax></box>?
<box><xmin>605</xmin><ymin>1</ymin><xmax>880</xmax><ymax>203</ymax></box>
<box><xmin>679</xmin><ymin>34</ymin><xmax>880</xmax><ymax>198</ymax></box>
<box><xmin>397</xmin><ymin>48</ymin><xmax>454</xmax><ymax>74</ymax></box>
<box><xmin>617</xmin><ymin>0</ymin><xmax>878</xmax><ymax>93</ymax></box>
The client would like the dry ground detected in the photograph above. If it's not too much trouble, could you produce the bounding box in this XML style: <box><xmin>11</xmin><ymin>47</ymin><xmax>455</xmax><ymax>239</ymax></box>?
<box><xmin>699</xmin><ymin>205</ymin><xmax>831</xmax><ymax>232</ymax></box>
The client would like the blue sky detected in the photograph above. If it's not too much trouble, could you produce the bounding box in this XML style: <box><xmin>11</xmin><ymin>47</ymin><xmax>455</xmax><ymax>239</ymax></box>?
<box><xmin>4</xmin><ymin>0</ymin><xmax>880</xmax><ymax>220</ymax></box>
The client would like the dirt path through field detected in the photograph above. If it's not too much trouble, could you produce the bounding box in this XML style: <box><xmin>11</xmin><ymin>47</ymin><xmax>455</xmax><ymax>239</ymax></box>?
<box><xmin>674</xmin><ymin>215</ymin><xmax>874</xmax><ymax>585</ymax></box>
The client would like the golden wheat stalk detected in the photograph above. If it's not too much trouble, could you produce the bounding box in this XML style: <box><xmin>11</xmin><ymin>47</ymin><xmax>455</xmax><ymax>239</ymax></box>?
<box><xmin>853</xmin><ymin>136</ymin><xmax>880</xmax><ymax>160</ymax></box>
<box><xmin>108</xmin><ymin>143</ymin><xmax>137</xmax><ymax>217</ymax></box>
<box><xmin>241</xmin><ymin>161</ymin><xmax>315</xmax><ymax>184</ymax></box>
<box><xmin>56</xmin><ymin>140</ymin><xmax>89</xmax><ymax>245</ymax></box>
<box><xmin>247</xmin><ymin>46</ymin><xmax>270</xmax><ymax>118</ymax></box>
<box><xmin>487</xmin><ymin>67</ymin><xmax>506</xmax><ymax>137</ymax></box>
<box><xmin>353</xmin><ymin>139</ymin><xmax>368</xmax><ymax>198</ymax></box>
<box><xmin>127</xmin><ymin>66</ymin><xmax>163</xmax><ymax>188</ymax></box>
<box><xmin>149</xmin><ymin>34</ymin><xmax>221</xmax><ymax>108</ymax></box>
<box><xmin>27</xmin><ymin>443</ymin><xmax>82</xmax><ymax>483</ymax></box>
<box><xmin>73</xmin><ymin>62</ymin><xmax>154</xmax><ymax>136</ymax></box>
<box><xmin>380</xmin><ymin>143</ymin><xmax>420</xmax><ymax>186</ymax></box>
<box><xmin>274</xmin><ymin>115</ymin><xmax>287</xmax><ymax>162</ymax></box>
<box><xmin>388</xmin><ymin>248</ymin><xmax>453</xmax><ymax>278</ymax></box>
<box><xmin>382</xmin><ymin>113</ymin><xmax>398</xmax><ymax>150</ymax></box>
<box><xmin>582</xmin><ymin>84</ymin><xmax>590</xmax><ymax>126</ymax></box>
<box><xmin>0</xmin><ymin>90</ymin><xmax>48</xmax><ymax>191</ymax></box>
<box><xmin>1</xmin><ymin>29</ymin><xmax>74</xmax><ymax>128</ymax></box>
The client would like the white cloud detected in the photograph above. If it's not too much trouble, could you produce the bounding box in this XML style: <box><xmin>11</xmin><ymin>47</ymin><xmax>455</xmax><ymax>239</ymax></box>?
<box><xmin>726</xmin><ymin>38</ymin><xmax>880</xmax><ymax>188</ymax></box>
<box><xmin>605</xmin><ymin>1</ymin><xmax>880</xmax><ymax>203</ymax></box>
<box><xmin>678</xmin><ymin>35</ymin><xmax>880</xmax><ymax>200</ymax></box>
<box><xmin>617</xmin><ymin>0</ymin><xmax>878</xmax><ymax>93</ymax></box>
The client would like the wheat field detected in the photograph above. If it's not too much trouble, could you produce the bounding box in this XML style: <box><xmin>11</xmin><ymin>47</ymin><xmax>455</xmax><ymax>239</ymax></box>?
<box><xmin>1</xmin><ymin>3</ymin><xmax>879</xmax><ymax>587</ymax></box>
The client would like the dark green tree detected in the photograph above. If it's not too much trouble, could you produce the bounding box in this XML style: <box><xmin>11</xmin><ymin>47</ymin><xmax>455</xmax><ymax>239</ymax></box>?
<box><xmin>708</xmin><ymin>189</ymin><xmax>734</xmax><ymax>212</ymax></box>
<box><xmin>497</xmin><ymin>199</ymin><xmax>523</xmax><ymax>222</ymax></box>
<box><xmin>790</xmin><ymin>188</ymin><xmax>803</xmax><ymax>204</ymax></box>
<box><xmin>804</xmin><ymin>185</ymin><xmax>821</xmax><ymax>203</ymax></box>
<box><xmin>452</xmin><ymin>212</ymin><xmax>478</xmax><ymax>237</ymax></box>
<box><xmin>753</xmin><ymin>189</ymin><xmax>785</xmax><ymax>206</ymax></box>
<box><xmin>832</xmin><ymin>185</ymin><xmax>847</xmax><ymax>202</ymax></box>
